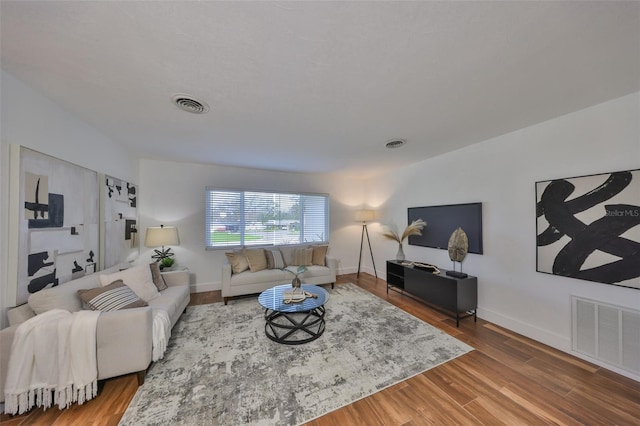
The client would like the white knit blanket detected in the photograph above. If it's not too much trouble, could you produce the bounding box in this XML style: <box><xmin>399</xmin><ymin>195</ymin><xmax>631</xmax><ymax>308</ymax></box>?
<box><xmin>152</xmin><ymin>310</ymin><xmax>171</xmax><ymax>362</ymax></box>
<box><xmin>4</xmin><ymin>309</ymin><xmax>100</xmax><ymax>415</ymax></box>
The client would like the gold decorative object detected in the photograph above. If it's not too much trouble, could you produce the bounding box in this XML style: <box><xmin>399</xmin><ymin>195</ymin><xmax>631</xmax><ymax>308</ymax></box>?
<box><xmin>282</xmin><ymin>290</ymin><xmax>318</xmax><ymax>304</ymax></box>
<box><xmin>448</xmin><ymin>227</ymin><xmax>469</xmax><ymax>262</ymax></box>
<box><xmin>447</xmin><ymin>227</ymin><xmax>469</xmax><ymax>278</ymax></box>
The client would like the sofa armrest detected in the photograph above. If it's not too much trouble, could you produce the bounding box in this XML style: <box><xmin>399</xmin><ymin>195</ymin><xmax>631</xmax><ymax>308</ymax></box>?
<box><xmin>7</xmin><ymin>303</ymin><xmax>35</xmax><ymax>326</ymax></box>
<box><xmin>0</xmin><ymin>325</ymin><xmax>18</xmax><ymax>403</ymax></box>
<box><xmin>161</xmin><ymin>270</ymin><xmax>189</xmax><ymax>287</ymax></box>
<box><xmin>326</xmin><ymin>256</ymin><xmax>338</xmax><ymax>275</ymax></box>
<box><xmin>221</xmin><ymin>263</ymin><xmax>232</xmax><ymax>298</ymax></box>
<box><xmin>96</xmin><ymin>307</ymin><xmax>153</xmax><ymax>380</ymax></box>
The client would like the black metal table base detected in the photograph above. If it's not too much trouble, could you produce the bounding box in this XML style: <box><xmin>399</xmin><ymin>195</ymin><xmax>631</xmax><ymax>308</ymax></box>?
<box><xmin>263</xmin><ymin>306</ymin><xmax>326</xmax><ymax>345</ymax></box>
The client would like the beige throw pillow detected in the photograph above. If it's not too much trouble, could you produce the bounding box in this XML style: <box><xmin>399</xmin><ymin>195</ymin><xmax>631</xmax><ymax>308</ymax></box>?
<box><xmin>293</xmin><ymin>247</ymin><xmax>313</xmax><ymax>266</ymax></box>
<box><xmin>225</xmin><ymin>251</ymin><xmax>250</xmax><ymax>274</ymax></box>
<box><xmin>99</xmin><ymin>264</ymin><xmax>159</xmax><ymax>302</ymax></box>
<box><xmin>244</xmin><ymin>248</ymin><xmax>267</xmax><ymax>272</ymax></box>
<box><xmin>311</xmin><ymin>245</ymin><xmax>328</xmax><ymax>266</ymax></box>
<box><xmin>78</xmin><ymin>280</ymin><xmax>148</xmax><ymax>311</ymax></box>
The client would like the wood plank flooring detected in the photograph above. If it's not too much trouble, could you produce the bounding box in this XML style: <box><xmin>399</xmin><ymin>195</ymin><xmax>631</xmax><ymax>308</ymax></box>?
<box><xmin>2</xmin><ymin>273</ymin><xmax>639</xmax><ymax>425</ymax></box>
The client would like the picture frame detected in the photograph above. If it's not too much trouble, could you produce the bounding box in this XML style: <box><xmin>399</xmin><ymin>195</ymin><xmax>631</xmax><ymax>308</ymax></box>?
<box><xmin>9</xmin><ymin>146</ymin><xmax>100</xmax><ymax>305</ymax></box>
<box><xmin>536</xmin><ymin>169</ymin><xmax>640</xmax><ymax>290</ymax></box>
<box><xmin>101</xmin><ymin>174</ymin><xmax>139</xmax><ymax>269</ymax></box>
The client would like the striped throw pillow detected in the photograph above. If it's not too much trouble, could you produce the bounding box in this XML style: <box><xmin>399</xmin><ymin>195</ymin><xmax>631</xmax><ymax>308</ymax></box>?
<box><xmin>78</xmin><ymin>280</ymin><xmax>148</xmax><ymax>311</ymax></box>
<box><xmin>266</xmin><ymin>249</ymin><xmax>285</xmax><ymax>269</ymax></box>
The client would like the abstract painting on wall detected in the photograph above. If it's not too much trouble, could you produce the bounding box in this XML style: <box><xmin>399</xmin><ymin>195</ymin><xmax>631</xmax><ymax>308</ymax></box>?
<box><xmin>536</xmin><ymin>169</ymin><xmax>640</xmax><ymax>290</ymax></box>
<box><xmin>14</xmin><ymin>147</ymin><xmax>99</xmax><ymax>304</ymax></box>
<box><xmin>103</xmin><ymin>175</ymin><xmax>138</xmax><ymax>268</ymax></box>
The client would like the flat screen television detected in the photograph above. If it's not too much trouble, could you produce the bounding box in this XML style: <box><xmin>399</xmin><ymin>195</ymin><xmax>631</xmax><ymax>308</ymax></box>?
<box><xmin>407</xmin><ymin>203</ymin><xmax>483</xmax><ymax>254</ymax></box>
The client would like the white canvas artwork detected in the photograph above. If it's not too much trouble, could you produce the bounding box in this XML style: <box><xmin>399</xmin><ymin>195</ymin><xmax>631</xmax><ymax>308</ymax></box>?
<box><xmin>103</xmin><ymin>175</ymin><xmax>138</xmax><ymax>269</ymax></box>
<box><xmin>536</xmin><ymin>169</ymin><xmax>640</xmax><ymax>290</ymax></box>
<box><xmin>13</xmin><ymin>147</ymin><xmax>99</xmax><ymax>304</ymax></box>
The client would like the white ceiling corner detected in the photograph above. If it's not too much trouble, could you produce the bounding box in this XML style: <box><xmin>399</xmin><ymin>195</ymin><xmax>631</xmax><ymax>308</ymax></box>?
<box><xmin>1</xmin><ymin>1</ymin><xmax>638</xmax><ymax>176</ymax></box>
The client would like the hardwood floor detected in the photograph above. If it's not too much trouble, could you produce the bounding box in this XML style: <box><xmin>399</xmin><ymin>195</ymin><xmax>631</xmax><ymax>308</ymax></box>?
<box><xmin>2</xmin><ymin>273</ymin><xmax>639</xmax><ymax>425</ymax></box>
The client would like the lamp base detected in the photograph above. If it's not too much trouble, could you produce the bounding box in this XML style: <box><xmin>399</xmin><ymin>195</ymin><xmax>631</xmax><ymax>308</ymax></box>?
<box><xmin>151</xmin><ymin>247</ymin><xmax>174</xmax><ymax>261</ymax></box>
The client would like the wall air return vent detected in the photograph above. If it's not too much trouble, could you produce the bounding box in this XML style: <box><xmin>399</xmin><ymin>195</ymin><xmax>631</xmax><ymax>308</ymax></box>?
<box><xmin>572</xmin><ymin>296</ymin><xmax>640</xmax><ymax>376</ymax></box>
<box><xmin>171</xmin><ymin>94</ymin><xmax>209</xmax><ymax>114</ymax></box>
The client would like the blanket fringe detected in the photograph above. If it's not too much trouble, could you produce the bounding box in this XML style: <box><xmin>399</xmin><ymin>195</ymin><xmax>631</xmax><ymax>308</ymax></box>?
<box><xmin>4</xmin><ymin>380</ymin><xmax>99</xmax><ymax>415</ymax></box>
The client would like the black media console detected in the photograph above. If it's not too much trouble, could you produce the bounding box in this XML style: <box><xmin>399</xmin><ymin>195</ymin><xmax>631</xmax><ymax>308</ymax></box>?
<box><xmin>386</xmin><ymin>260</ymin><xmax>477</xmax><ymax>327</ymax></box>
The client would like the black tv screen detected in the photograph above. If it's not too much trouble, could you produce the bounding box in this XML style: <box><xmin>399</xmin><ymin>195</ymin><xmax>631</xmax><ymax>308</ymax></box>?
<box><xmin>408</xmin><ymin>203</ymin><xmax>483</xmax><ymax>254</ymax></box>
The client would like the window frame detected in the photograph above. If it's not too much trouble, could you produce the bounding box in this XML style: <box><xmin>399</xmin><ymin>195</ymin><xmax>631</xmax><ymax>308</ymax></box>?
<box><xmin>205</xmin><ymin>187</ymin><xmax>330</xmax><ymax>250</ymax></box>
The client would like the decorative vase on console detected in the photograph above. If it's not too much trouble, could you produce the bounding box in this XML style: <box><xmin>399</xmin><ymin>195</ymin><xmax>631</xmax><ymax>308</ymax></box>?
<box><xmin>382</xmin><ymin>219</ymin><xmax>426</xmax><ymax>263</ymax></box>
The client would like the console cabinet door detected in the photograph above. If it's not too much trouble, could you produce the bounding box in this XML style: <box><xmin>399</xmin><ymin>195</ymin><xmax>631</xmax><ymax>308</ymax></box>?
<box><xmin>405</xmin><ymin>268</ymin><xmax>457</xmax><ymax>312</ymax></box>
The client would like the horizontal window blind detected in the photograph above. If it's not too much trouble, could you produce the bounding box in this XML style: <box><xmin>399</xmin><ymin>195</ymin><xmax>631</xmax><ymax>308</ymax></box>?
<box><xmin>205</xmin><ymin>188</ymin><xmax>329</xmax><ymax>249</ymax></box>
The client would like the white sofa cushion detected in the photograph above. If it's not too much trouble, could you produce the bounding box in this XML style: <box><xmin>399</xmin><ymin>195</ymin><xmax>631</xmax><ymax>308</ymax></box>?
<box><xmin>148</xmin><ymin>285</ymin><xmax>190</xmax><ymax>326</ymax></box>
<box><xmin>27</xmin><ymin>263</ymin><xmax>131</xmax><ymax>315</ymax></box>
<box><xmin>99</xmin><ymin>265</ymin><xmax>159</xmax><ymax>302</ymax></box>
<box><xmin>230</xmin><ymin>268</ymin><xmax>288</xmax><ymax>286</ymax></box>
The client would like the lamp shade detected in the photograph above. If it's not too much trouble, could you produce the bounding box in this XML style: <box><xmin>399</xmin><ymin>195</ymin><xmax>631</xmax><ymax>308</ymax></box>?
<box><xmin>355</xmin><ymin>209</ymin><xmax>375</xmax><ymax>222</ymax></box>
<box><xmin>145</xmin><ymin>226</ymin><xmax>180</xmax><ymax>247</ymax></box>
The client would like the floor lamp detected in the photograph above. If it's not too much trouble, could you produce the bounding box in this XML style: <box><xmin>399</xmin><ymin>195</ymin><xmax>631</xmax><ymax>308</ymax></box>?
<box><xmin>356</xmin><ymin>210</ymin><xmax>377</xmax><ymax>279</ymax></box>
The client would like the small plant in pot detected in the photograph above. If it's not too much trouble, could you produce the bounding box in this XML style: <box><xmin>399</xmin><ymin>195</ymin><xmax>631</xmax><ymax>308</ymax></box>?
<box><xmin>282</xmin><ymin>265</ymin><xmax>307</xmax><ymax>291</ymax></box>
<box><xmin>160</xmin><ymin>257</ymin><xmax>175</xmax><ymax>270</ymax></box>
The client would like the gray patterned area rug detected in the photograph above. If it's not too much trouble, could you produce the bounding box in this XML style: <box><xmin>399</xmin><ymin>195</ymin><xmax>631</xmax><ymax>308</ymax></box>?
<box><xmin>119</xmin><ymin>283</ymin><xmax>473</xmax><ymax>425</ymax></box>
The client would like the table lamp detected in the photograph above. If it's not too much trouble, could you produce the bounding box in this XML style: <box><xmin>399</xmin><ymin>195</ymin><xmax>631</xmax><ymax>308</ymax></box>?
<box><xmin>145</xmin><ymin>225</ymin><xmax>180</xmax><ymax>262</ymax></box>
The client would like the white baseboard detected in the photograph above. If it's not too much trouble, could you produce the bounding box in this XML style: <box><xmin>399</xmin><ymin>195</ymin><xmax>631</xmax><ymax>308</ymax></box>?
<box><xmin>477</xmin><ymin>306</ymin><xmax>571</xmax><ymax>352</ymax></box>
<box><xmin>570</xmin><ymin>351</ymin><xmax>640</xmax><ymax>382</ymax></box>
<box><xmin>190</xmin><ymin>281</ymin><xmax>220</xmax><ymax>293</ymax></box>
<box><xmin>338</xmin><ymin>265</ymin><xmax>380</xmax><ymax>277</ymax></box>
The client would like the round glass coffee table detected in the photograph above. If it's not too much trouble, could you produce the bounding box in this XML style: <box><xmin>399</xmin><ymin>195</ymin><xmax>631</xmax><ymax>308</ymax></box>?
<box><xmin>258</xmin><ymin>284</ymin><xmax>328</xmax><ymax>345</ymax></box>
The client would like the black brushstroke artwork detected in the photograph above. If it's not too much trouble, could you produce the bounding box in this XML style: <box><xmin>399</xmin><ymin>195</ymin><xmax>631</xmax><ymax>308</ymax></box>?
<box><xmin>28</xmin><ymin>252</ymin><xmax>54</xmax><ymax>276</ymax></box>
<box><xmin>128</xmin><ymin>183</ymin><xmax>137</xmax><ymax>208</ymax></box>
<box><xmin>537</xmin><ymin>171</ymin><xmax>640</xmax><ymax>286</ymax></box>
<box><xmin>24</xmin><ymin>177</ymin><xmax>48</xmax><ymax>219</ymax></box>
<box><xmin>28</xmin><ymin>269</ymin><xmax>58</xmax><ymax>293</ymax></box>
<box><xmin>28</xmin><ymin>193</ymin><xmax>64</xmax><ymax>228</ymax></box>
<box><xmin>106</xmin><ymin>177</ymin><xmax>121</xmax><ymax>198</ymax></box>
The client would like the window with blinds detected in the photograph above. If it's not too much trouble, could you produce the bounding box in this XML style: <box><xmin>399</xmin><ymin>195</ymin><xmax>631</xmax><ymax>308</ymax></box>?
<box><xmin>205</xmin><ymin>188</ymin><xmax>329</xmax><ymax>249</ymax></box>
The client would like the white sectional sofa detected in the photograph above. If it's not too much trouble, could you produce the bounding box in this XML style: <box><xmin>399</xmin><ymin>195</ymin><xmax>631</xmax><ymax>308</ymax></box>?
<box><xmin>222</xmin><ymin>244</ymin><xmax>337</xmax><ymax>304</ymax></box>
<box><xmin>0</xmin><ymin>263</ymin><xmax>190</xmax><ymax>404</ymax></box>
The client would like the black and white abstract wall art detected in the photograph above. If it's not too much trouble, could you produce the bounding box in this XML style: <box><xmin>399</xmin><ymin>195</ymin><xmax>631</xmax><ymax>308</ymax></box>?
<box><xmin>103</xmin><ymin>175</ymin><xmax>138</xmax><ymax>268</ymax></box>
<box><xmin>13</xmin><ymin>147</ymin><xmax>99</xmax><ymax>304</ymax></box>
<box><xmin>536</xmin><ymin>169</ymin><xmax>640</xmax><ymax>290</ymax></box>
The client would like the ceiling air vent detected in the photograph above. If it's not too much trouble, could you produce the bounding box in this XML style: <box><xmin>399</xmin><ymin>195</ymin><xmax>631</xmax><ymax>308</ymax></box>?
<box><xmin>385</xmin><ymin>139</ymin><xmax>406</xmax><ymax>149</ymax></box>
<box><xmin>171</xmin><ymin>94</ymin><xmax>210</xmax><ymax>114</ymax></box>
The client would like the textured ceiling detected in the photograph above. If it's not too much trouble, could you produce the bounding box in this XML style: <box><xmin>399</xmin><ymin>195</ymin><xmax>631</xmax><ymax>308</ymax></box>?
<box><xmin>1</xmin><ymin>1</ymin><xmax>639</xmax><ymax>176</ymax></box>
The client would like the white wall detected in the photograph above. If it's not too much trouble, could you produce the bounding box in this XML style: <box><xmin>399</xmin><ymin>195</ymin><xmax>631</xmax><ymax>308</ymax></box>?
<box><xmin>0</xmin><ymin>70</ymin><xmax>137</xmax><ymax>327</ymax></box>
<box><xmin>3</xmin><ymin>66</ymin><xmax>638</xmax><ymax>379</ymax></box>
<box><xmin>138</xmin><ymin>159</ymin><xmax>371</xmax><ymax>292</ymax></box>
<box><xmin>367</xmin><ymin>92</ymin><xmax>640</xmax><ymax>379</ymax></box>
